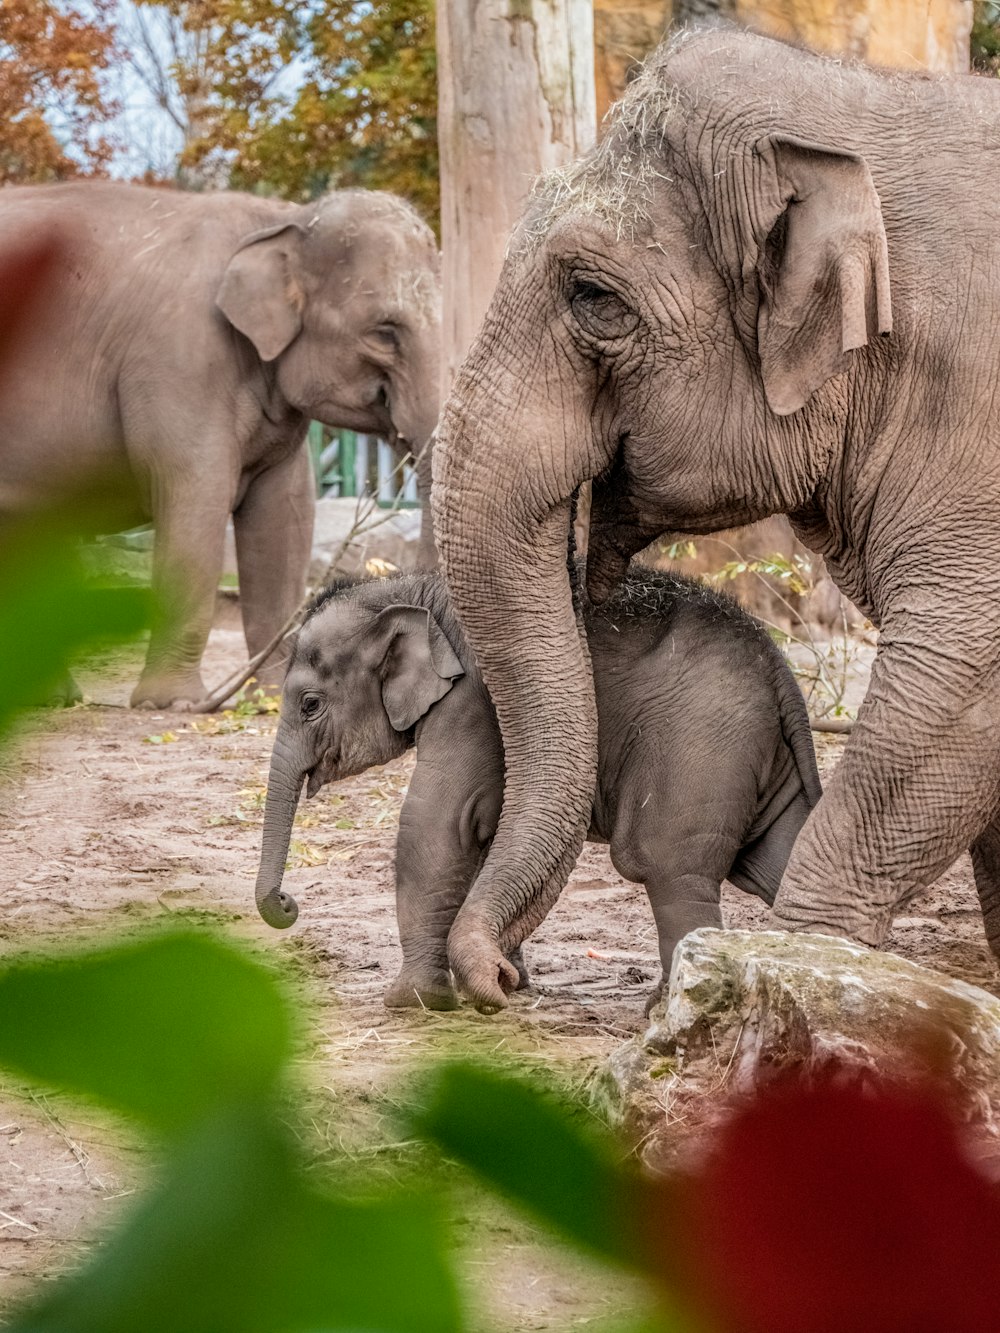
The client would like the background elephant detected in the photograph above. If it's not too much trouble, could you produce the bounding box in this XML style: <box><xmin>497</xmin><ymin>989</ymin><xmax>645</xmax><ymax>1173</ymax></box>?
<box><xmin>433</xmin><ymin>24</ymin><xmax>1000</xmax><ymax>1010</ymax></box>
<box><xmin>252</xmin><ymin>566</ymin><xmax>819</xmax><ymax>1011</ymax></box>
<box><xmin>0</xmin><ymin>183</ymin><xmax>440</xmax><ymax>708</ymax></box>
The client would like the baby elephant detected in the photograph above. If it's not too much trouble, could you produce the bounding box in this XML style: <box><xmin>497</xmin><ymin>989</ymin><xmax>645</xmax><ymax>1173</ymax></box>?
<box><xmin>253</xmin><ymin>567</ymin><xmax>822</xmax><ymax>1010</ymax></box>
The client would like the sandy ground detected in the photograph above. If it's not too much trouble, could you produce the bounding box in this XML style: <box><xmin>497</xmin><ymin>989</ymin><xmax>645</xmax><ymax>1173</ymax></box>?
<box><xmin>0</xmin><ymin>624</ymin><xmax>996</xmax><ymax>1328</ymax></box>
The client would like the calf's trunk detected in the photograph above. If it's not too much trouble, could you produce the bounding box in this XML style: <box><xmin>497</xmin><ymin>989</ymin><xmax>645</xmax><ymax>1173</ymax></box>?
<box><xmin>254</xmin><ymin>724</ymin><xmax>304</xmax><ymax>928</ymax></box>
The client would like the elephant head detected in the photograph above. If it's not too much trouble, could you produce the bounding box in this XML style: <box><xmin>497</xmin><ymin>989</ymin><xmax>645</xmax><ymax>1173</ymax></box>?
<box><xmin>433</xmin><ymin>27</ymin><xmax>895</xmax><ymax>1010</ymax></box>
<box><xmin>254</xmin><ymin>584</ymin><xmax>463</xmax><ymax>929</ymax></box>
<box><xmin>217</xmin><ymin>190</ymin><xmax>441</xmax><ymax>472</ymax></box>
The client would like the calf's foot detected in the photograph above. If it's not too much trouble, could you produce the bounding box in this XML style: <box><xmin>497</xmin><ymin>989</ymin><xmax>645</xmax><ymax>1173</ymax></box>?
<box><xmin>644</xmin><ymin>978</ymin><xmax>665</xmax><ymax>1017</ymax></box>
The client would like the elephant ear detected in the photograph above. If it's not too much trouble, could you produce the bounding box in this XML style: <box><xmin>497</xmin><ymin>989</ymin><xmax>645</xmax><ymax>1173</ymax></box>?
<box><xmin>216</xmin><ymin>222</ymin><xmax>306</xmax><ymax>363</ymax></box>
<box><xmin>750</xmin><ymin>135</ymin><xmax>892</xmax><ymax>416</ymax></box>
<box><xmin>371</xmin><ymin>605</ymin><xmax>464</xmax><ymax>732</ymax></box>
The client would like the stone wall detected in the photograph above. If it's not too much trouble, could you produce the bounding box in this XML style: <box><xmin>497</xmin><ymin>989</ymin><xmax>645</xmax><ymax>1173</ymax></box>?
<box><xmin>594</xmin><ymin>0</ymin><xmax>972</xmax><ymax>120</ymax></box>
<box><xmin>593</xmin><ymin>0</ymin><xmax>672</xmax><ymax>122</ymax></box>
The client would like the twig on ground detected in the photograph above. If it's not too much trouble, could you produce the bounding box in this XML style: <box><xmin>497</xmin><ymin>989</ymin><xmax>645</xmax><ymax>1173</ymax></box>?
<box><xmin>29</xmin><ymin>1093</ymin><xmax>106</xmax><ymax>1190</ymax></box>
<box><xmin>0</xmin><ymin>1208</ymin><xmax>38</xmax><ymax>1233</ymax></box>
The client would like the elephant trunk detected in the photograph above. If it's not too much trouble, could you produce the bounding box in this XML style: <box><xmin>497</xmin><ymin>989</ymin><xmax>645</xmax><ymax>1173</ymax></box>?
<box><xmin>255</xmin><ymin>723</ymin><xmax>305</xmax><ymax>929</ymax></box>
<box><xmin>433</xmin><ymin>339</ymin><xmax>601</xmax><ymax>1013</ymax></box>
<box><xmin>394</xmin><ymin>345</ymin><xmax>441</xmax><ymax>566</ymax></box>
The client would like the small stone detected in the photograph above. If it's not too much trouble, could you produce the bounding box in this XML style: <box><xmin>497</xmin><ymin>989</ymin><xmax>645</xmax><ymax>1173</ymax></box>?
<box><xmin>593</xmin><ymin>928</ymin><xmax>1000</xmax><ymax>1173</ymax></box>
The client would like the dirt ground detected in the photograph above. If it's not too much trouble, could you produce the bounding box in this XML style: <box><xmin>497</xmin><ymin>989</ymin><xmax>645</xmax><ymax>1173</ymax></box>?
<box><xmin>1</xmin><ymin>624</ymin><xmax>997</xmax><ymax>1328</ymax></box>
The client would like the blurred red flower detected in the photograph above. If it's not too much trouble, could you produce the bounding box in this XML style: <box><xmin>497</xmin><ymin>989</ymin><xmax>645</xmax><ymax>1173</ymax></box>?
<box><xmin>663</xmin><ymin>1076</ymin><xmax>1000</xmax><ymax>1333</ymax></box>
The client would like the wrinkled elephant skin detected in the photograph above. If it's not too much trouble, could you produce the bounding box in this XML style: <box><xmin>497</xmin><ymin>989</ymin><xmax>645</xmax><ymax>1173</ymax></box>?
<box><xmin>433</xmin><ymin>26</ymin><xmax>1000</xmax><ymax>1009</ymax></box>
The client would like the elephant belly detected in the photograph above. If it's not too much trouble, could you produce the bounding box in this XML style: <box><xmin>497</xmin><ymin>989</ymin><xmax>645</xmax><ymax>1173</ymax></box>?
<box><xmin>0</xmin><ymin>411</ymin><xmax>129</xmax><ymax>511</ymax></box>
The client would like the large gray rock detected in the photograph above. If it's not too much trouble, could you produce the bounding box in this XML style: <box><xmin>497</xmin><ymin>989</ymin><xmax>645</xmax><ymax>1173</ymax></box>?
<box><xmin>595</xmin><ymin>929</ymin><xmax>1000</xmax><ymax>1173</ymax></box>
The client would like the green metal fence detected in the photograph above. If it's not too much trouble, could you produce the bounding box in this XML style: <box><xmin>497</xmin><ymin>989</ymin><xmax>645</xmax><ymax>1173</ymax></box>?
<box><xmin>307</xmin><ymin>423</ymin><xmax>420</xmax><ymax>507</ymax></box>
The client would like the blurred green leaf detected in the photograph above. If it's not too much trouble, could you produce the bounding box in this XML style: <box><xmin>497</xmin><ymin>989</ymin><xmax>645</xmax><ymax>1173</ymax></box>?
<box><xmin>12</xmin><ymin>1106</ymin><xmax>462</xmax><ymax>1333</ymax></box>
<box><xmin>0</xmin><ymin>483</ymin><xmax>153</xmax><ymax>738</ymax></box>
<box><xmin>0</xmin><ymin>932</ymin><xmax>291</xmax><ymax>1136</ymax></box>
<box><xmin>412</xmin><ymin>1063</ymin><xmax>652</xmax><ymax>1271</ymax></box>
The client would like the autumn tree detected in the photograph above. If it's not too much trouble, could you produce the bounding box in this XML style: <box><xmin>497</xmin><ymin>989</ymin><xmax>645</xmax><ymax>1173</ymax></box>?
<box><xmin>121</xmin><ymin>0</ymin><xmax>301</xmax><ymax>186</ymax></box>
<box><xmin>119</xmin><ymin>0</ymin><xmax>437</xmax><ymax>223</ymax></box>
<box><xmin>229</xmin><ymin>0</ymin><xmax>437</xmax><ymax>226</ymax></box>
<box><xmin>0</xmin><ymin>0</ymin><xmax>117</xmax><ymax>184</ymax></box>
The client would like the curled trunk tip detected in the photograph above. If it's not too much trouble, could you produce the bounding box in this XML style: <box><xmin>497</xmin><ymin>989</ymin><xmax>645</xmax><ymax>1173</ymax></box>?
<box><xmin>254</xmin><ymin>730</ymin><xmax>305</xmax><ymax>930</ymax></box>
<box><xmin>257</xmin><ymin>887</ymin><xmax>299</xmax><ymax>929</ymax></box>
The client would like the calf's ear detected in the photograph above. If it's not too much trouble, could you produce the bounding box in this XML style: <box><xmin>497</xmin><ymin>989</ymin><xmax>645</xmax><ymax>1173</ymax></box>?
<box><xmin>750</xmin><ymin>136</ymin><xmax>892</xmax><ymax>416</ymax></box>
<box><xmin>372</xmin><ymin>605</ymin><xmax>464</xmax><ymax>731</ymax></box>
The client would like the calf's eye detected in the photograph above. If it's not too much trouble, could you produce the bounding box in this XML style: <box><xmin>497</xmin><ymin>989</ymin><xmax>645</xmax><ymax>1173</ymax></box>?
<box><xmin>301</xmin><ymin>694</ymin><xmax>323</xmax><ymax>719</ymax></box>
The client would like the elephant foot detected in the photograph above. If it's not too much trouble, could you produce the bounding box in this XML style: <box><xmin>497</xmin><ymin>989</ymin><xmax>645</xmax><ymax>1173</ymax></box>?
<box><xmin>42</xmin><ymin>671</ymin><xmax>83</xmax><ymax>708</ymax></box>
<box><xmin>384</xmin><ymin>970</ymin><xmax>459</xmax><ymax>1012</ymax></box>
<box><xmin>131</xmin><ymin>670</ymin><xmax>207</xmax><ymax>711</ymax></box>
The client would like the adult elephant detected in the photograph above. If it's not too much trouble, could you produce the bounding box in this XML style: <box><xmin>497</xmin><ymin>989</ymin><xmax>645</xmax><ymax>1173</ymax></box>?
<box><xmin>0</xmin><ymin>183</ymin><xmax>440</xmax><ymax>708</ymax></box>
<box><xmin>433</xmin><ymin>24</ymin><xmax>1000</xmax><ymax>1012</ymax></box>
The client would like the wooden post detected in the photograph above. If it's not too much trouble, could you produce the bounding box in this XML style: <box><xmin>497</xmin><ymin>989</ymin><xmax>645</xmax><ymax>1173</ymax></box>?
<box><xmin>437</xmin><ymin>0</ymin><xmax>597</xmax><ymax>396</ymax></box>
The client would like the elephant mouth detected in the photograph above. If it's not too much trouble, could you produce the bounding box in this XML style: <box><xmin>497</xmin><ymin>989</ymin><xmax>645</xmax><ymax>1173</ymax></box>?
<box><xmin>306</xmin><ymin>744</ymin><xmax>340</xmax><ymax>798</ymax></box>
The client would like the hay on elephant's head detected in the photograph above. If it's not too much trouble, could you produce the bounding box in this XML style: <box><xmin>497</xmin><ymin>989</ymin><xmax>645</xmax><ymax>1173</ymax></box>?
<box><xmin>513</xmin><ymin>43</ymin><xmax>685</xmax><ymax>254</ymax></box>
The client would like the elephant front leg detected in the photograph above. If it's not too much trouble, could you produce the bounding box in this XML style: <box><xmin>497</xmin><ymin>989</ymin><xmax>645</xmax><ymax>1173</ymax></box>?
<box><xmin>234</xmin><ymin>444</ymin><xmax>315</xmax><ymax>693</ymax></box>
<box><xmin>132</xmin><ymin>478</ymin><xmax>231</xmax><ymax>710</ymax></box>
<box><xmin>773</xmin><ymin>632</ymin><xmax>1000</xmax><ymax>947</ymax></box>
<box><xmin>385</xmin><ymin>774</ymin><xmax>491</xmax><ymax>1011</ymax></box>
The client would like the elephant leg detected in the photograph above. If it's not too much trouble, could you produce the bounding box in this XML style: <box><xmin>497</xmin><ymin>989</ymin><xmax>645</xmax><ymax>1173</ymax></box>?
<box><xmin>611</xmin><ymin>801</ymin><xmax>739</xmax><ymax>1015</ymax></box>
<box><xmin>505</xmin><ymin>942</ymin><xmax>532</xmax><ymax>992</ymax></box>
<box><xmin>45</xmin><ymin>671</ymin><xmax>82</xmax><ymax>708</ymax></box>
<box><xmin>132</xmin><ymin>474</ymin><xmax>232</xmax><ymax>710</ymax></box>
<box><xmin>970</xmin><ymin>818</ymin><xmax>1000</xmax><ymax>964</ymax></box>
<box><xmin>386</xmin><ymin>763</ymin><xmax>490</xmax><ymax>1011</ymax></box>
<box><xmin>774</xmin><ymin>636</ymin><xmax>1000</xmax><ymax>947</ymax></box>
<box><xmin>234</xmin><ymin>443</ymin><xmax>314</xmax><ymax>692</ymax></box>
<box><xmin>638</xmin><ymin>870</ymin><xmax>725</xmax><ymax>1016</ymax></box>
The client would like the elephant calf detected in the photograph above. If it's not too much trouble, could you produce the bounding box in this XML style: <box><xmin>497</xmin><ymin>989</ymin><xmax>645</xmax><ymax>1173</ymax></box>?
<box><xmin>253</xmin><ymin>567</ymin><xmax>822</xmax><ymax>1011</ymax></box>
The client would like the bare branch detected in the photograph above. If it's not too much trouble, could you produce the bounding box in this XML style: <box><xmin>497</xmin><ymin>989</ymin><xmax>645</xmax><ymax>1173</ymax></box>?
<box><xmin>124</xmin><ymin>5</ymin><xmax>186</xmax><ymax>132</ymax></box>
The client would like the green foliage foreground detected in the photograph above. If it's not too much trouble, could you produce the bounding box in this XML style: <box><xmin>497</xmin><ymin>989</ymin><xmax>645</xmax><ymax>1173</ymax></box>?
<box><xmin>1</xmin><ymin>932</ymin><xmax>465</xmax><ymax>1333</ymax></box>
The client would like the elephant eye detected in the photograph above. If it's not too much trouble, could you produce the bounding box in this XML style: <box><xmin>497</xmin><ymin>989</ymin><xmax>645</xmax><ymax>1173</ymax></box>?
<box><xmin>569</xmin><ymin>279</ymin><xmax>637</xmax><ymax>339</ymax></box>
<box><xmin>300</xmin><ymin>693</ymin><xmax>323</xmax><ymax>719</ymax></box>
<box><xmin>368</xmin><ymin>323</ymin><xmax>400</xmax><ymax>352</ymax></box>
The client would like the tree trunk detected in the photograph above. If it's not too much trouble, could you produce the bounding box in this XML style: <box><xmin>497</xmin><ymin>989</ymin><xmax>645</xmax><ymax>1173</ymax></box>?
<box><xmin>437</xmin><ymin>0</ymin><xmax>596</xmax><ymax>396</ymax></box>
